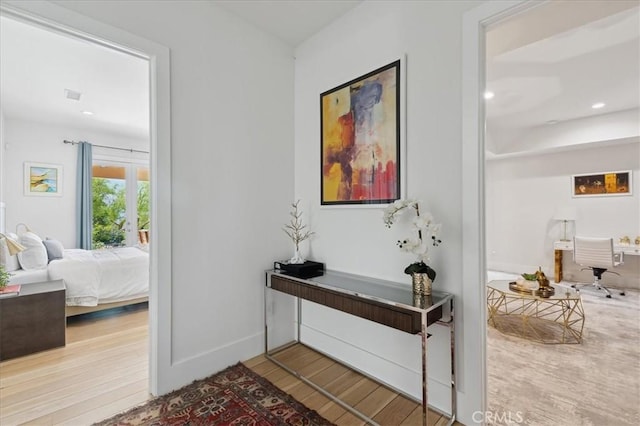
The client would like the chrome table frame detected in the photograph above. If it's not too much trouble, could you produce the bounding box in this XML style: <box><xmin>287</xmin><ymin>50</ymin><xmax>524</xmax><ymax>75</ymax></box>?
<box><xmin>264</xmin><ymin>270</ymin><xmax>455</xmax><ymax>426</ymax></box>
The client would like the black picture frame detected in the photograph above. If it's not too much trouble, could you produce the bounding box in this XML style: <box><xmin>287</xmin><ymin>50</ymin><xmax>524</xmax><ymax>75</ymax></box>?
<box><xmin>320</xmin><ymin>60</ymin><xmax>401</xmax><ymax>206</ymax></box>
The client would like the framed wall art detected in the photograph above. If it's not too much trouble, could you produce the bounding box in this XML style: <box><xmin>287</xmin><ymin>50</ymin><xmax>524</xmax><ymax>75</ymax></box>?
<box><xmin>24</xmin><ymin>162</ymin><xmax>63</xmax><ymax>196</ymax></box>
<box><xmin>572</xmin><ymin>170</ymin><xmax>632</xmax><ymax>197</ymax></box>
<box><xmin>320</xmin><ymin>59</ymin><xmax>403</xmax><ymax>206</ymax></box>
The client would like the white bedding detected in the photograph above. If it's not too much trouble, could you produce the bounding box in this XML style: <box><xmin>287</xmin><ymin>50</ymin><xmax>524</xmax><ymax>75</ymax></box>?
<box><xmin>48</xmin><ymin>247</ymin><xmax>149</xmax><ymax>306</ymax></box>
<box><xmin>7</xmin><ymin>268</ymin><xmax>49</xmax><ymax>285</ymax></box>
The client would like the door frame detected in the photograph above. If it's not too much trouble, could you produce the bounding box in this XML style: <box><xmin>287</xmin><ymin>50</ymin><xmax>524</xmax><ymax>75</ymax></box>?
<box><xmin>0</xmin><ymin>1</ymin><xmax>172</xmax><ymax>396</ymax></box>
<box><xmin>461</xmin><ymin>0</ymin><xmax>537</xmax><ymax>424</ymax></box>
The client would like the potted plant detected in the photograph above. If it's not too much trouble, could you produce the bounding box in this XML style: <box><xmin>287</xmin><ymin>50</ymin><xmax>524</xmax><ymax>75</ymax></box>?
<box><xmin>383</xmin><ymin>199</ymin><xmax>442</xmax><ymax>295</ymax></box>
<box><xmin>0</xmin><ymin>265</ymin><xmax>11</xmax><ymax>290</ymax></box>
<box><xmin>283</xmin><ymin>200</ymin><xmax>315</xmax><ymax>264</ymax></box>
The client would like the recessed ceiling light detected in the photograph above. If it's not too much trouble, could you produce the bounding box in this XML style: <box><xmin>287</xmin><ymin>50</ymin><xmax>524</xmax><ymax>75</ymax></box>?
<box><xmin>484</xmin><ymin>91</ymin><xmax>495</xmax><ymax>100</ymax></box>
<box><xmin>81</xmin><ymin>110</ymin><xmax>94</xmax><ymax>116</ymax></box>
<box><xmin>64</xmin><ymin>89</ymin><xmax>82</xmax><ymax>101</ymax></box>
<box><xmin>592</xmin><ymin>102</ymin><xmax>605</xmax><ymax>109</ymax></box>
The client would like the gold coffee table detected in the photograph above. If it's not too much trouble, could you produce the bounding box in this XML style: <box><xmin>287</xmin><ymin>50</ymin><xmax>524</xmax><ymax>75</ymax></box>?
<box><xmin>487</xmin><ymin>280</ymin><xmax>584</xmax><ymax>344</ymax></box>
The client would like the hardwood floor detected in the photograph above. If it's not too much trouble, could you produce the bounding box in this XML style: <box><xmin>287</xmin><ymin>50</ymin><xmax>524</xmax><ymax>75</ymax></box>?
<box><xmin>0</xmin><ymin>304</ymin><xmax>149</xmax><ymax>425</ymax></box>
<box><xmin>1</xmin><ymin>305</ymin><xmax>458</xmax><ymax>425</ymax></box>
<box><xmin>244</xmin><ymin>345</ymin><xmax>456</xmax><ymax>426</ymax></box>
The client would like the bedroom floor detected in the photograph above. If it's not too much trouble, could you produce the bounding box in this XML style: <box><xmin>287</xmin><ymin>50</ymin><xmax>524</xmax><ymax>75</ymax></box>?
<box><xmin>486</xmin><ymin>271</ymin><xmax>640</xmax><ymax>425</ymax></box>
<box><xmin>0</xmin><ymin>304</ymin><xmax>150</xmax><ymax>425</ymax></box>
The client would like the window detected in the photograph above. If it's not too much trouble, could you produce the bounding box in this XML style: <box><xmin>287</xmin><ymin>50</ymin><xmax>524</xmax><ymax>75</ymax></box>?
<box><xmin>92</xmin><ymin>162</ymin><xmax>149</xmax><ymax>248</ymax></box>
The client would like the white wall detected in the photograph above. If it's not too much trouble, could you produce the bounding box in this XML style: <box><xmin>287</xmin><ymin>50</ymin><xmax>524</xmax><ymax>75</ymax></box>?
<box><xmin>294</xmin><ymin>0</ymin><xmax>478</xmax><ymax>419</ymax></box>
<box><xmin>2</xmin><ymin>117</ymin><xmax>147</xmax><ymax>248</ymax></box>
<box><xmin>48</xmin><ymin>0</ymin><xmax>295</xmax><ymax>394</ymax></box>
<box><xmin>486</xmin><ymin>142</ymin><xmax>640</xmax><ymax>288</ymax></box>
<box><xmin>1</xmin><ymin>107</ymin><xmax>5</xmax><ymax>230</ymax></box>
<box><xmin>1</xmin><ymin>107</ymin><xmax>5</xmax><ymax>233</ymax></box>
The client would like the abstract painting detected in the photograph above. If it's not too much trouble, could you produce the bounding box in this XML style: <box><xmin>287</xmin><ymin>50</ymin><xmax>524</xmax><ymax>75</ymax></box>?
<box><xmin>321</xmin><ymin>60</ymin><xmax>401</xmax><ymax>205</ymax></box>
<box><xmin>572</xmin><ymin>170</ymin><xmax>631</xmax><ymax>197</ymax></box>
<box><xmin>24</xmin><ymin>162</ymin><xmax>63</xmax><ymax>196</ymax></box>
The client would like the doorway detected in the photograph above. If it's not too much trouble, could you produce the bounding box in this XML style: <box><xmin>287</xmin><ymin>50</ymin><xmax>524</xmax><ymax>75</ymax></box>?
<box><xmin>462</xmin><ymin>0</ymin><xmax>640</xmax><ymax>423</ymax></box>
<box><xmin>0</xmin><ymin>0</ymin><xmax>171</xmax><ymax>410</ymax></box>
<box><xmin>478</xmin><ymin>1</ymin><xmax>639</xmax><ymax>424</ymax></box>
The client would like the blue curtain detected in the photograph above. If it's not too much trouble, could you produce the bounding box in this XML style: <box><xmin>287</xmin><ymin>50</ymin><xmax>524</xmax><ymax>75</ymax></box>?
<box><xmin>76</xmin><ymin>142</ymin><xmax>93</xmax><ymax>249</ymax></box>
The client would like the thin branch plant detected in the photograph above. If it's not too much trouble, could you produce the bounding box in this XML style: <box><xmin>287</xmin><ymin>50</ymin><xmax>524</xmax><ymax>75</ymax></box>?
<box><xmin>283</xmin><ymin>200</ymin><xmax>314</xmax><ymax>264</ymax></box>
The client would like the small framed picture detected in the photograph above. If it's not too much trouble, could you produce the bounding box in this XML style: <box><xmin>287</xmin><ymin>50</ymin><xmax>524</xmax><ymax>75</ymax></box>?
<box><xmin>24</xmin><ymin>162</ymin><xmax>63</xmax><ymax>197</ymax></box>
<box><xmin>572</xmin><ymin>170</ymin><xmax>631</xmax><ymax>197</ymax></box>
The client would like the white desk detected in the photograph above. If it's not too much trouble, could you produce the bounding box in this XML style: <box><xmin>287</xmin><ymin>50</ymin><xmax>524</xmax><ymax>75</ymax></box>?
<box><xmin>553</xmin><ymin>240</ymin><xmax>640</xmax><ymax>282</ymax></box>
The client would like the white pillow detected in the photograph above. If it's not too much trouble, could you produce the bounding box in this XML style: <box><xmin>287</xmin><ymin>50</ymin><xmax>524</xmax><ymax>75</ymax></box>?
<box><xmin>0</xmin><ymin>232</ymin><xmax>21</xmax><ymax>272</ymax></box>
<box><xmin>17</xmin><ymin>231</ymin><xmax>48</xmax><ymax>271</ymax></box>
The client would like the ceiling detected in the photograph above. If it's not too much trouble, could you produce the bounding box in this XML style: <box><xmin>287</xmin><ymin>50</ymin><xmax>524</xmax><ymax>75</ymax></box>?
<box><xmin>215</xmin><ymin>0</ymin><xmax>362</xmax><ymax>47</ymax></box>
<box><xmin>0</xmin><ymin>1</ymin><xmax>638</xmax><ymax>150</ymax></box>
<box><xmin>0</xmin><ymin>15</ymin><xmax>150</xmax><ymax>141</ymax></box>
<box><xmin>485</xmin><ymin>2</ymin><xmax>639</xmax><ymax>153</ymax></box>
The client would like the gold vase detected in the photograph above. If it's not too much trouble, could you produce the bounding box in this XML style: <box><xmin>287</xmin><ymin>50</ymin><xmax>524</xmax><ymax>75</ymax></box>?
<box><xmin>413</xmin><ymin>293</ymin><xmax>433</xmax><ymax>308</ymax></box>
<box><xmin>411</xmin><ymin>273</ymin><xmax>432</xmax><ymax>296</ymax></box>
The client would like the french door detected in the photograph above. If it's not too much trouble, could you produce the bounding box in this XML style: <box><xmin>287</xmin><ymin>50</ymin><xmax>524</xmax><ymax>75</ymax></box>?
<box><xmin>92</xmin><ymin>160</ymin><xmax>149</xmax><ymax>248</ymax></box>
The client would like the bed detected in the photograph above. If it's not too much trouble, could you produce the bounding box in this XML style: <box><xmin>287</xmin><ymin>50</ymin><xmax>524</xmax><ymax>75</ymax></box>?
<box><xmin>8</xmin><ymin>246</ymin><xmax>149</xmax><ymax>317</ymax></box>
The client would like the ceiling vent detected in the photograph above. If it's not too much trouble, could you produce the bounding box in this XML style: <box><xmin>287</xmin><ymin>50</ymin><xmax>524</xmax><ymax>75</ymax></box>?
<box><xmin>64</xmin><ymin>89</ymin><xmax>82</xmax><ymax>101</ymax></box>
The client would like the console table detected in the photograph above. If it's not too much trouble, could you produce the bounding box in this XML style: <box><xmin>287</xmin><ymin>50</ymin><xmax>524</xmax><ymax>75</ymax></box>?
<box><xmin>0</xmin><ymin>280</ymin><xmax>66</xmax><ymax>360</ymax></box>
<box><xmin>265</xmin><ymin>270</ymin><xmax>455</xmax><ymax>426</ymax></box>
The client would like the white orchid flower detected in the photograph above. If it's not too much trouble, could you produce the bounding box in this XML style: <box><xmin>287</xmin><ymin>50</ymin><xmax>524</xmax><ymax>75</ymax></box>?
<box><xmin>383</xmin><ymin>199</ymin><xmax>443</xmax><ymax>271</ymax></box>
<box><xmin>397</xmin><ymin>237</ymin><xmax>421</xmax><ymax>253</ymax></box>
<box><xmin>412</xmin><ymin>214</ymin><xmax>433</xmax><ymax>230</ymax></box>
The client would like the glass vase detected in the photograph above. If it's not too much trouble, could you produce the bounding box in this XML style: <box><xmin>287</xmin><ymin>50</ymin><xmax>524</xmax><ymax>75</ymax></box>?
<box><xmin>289</xmin><ymin>248</ymin><xmax>305</xmax><ymax>264</ymax></box>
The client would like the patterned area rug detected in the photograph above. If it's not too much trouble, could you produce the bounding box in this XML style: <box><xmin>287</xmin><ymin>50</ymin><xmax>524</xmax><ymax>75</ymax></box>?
<box><xmin>94</xmin><ymin>362</ymin><xmax>334</xmax><ymax>426</ymax></box>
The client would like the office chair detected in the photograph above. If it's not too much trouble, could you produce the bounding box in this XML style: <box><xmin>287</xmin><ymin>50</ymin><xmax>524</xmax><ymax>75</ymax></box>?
<box><xmin>572</xmin><ymin>236</ymin><xmax>625</xmax><ymax>298</ymax></box>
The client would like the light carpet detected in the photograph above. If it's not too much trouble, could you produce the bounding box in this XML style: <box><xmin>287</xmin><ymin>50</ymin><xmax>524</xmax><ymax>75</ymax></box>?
<box><xmin>487</xmin><ymin>272</ymin><xmax>640</xmax><ymax>426</ymax></box>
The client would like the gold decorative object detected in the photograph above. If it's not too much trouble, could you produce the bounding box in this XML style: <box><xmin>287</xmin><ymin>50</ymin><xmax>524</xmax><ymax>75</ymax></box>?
<box><xmin>534</xmin><ymin>287</ymin><xmax>556</xmax><ymax>298</ymax></box>
<box><xmin>488</xmin><ymin>280</ymin><xmax>584</xmax><ymax>344</ymax></box>
<box><xmin>635</xmin><ymin>236</ymin><xmax>640</xmax><ymax>246</ymax></box>
<box><xmin>411</xmin><ymin>273</ymin><xmax>432</xmax><ymax>296</ymax></box>
<box><xmin>619</xmin><ymin>236</ymin><xmax>631</xmax><ymax>245</ymax></box>
<box><xmin>413</xmin><ymin>293</ymin><xmax>433</xmax><ymax>309</ymax></box>
<box><xmin>509</xmin><ymin>281</ymin><xmax>536</xmax><ymax>294</ymax></box>
<box><xmin>534</xmin><ymin>267</ymin><xmax>554</xmax><ymax>297</ymax></box>
<box><xmin>509</xmin><ymin>281</ymin><xmax>556</xmax><ymax>298</ymax></box>
<box><xmin>535</xmin><ymin>267</ymin><xmax>549</xmax><ymax>287</ymax></box>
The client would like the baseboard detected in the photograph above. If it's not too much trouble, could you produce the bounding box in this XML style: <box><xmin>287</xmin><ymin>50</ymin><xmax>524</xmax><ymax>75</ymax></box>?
<box><xmin>160</xmin><ymin>331</ymin><xmax>264</xmax><ymax>395</ymax></box>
